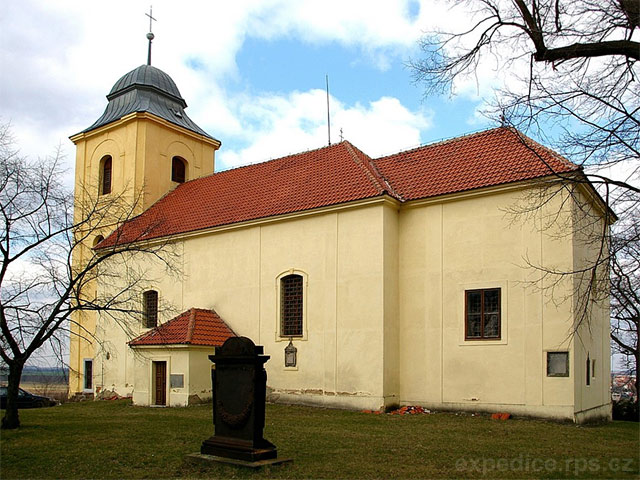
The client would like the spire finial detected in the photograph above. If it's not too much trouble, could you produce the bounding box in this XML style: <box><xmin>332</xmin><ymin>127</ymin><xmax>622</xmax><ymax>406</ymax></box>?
<box><xmin>145</xmin><ymin>6</ymin><xmax>157</xmax><ymax>66</ymax></box>
<box><xmin>326</xmin><ymin>74</ymin><xmax>331</xmax><ymax>146</ymax></box>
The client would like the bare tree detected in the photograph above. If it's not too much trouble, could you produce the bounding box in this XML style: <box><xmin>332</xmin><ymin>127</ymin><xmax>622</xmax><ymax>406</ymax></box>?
<box><xmin>0</xmin><ymin>124</ymin><xmax>178</xmax><ymax>429</ymax></box>
<box><xmin>611</xmin><ymin>208</ymin><xmax>639</xmax><ymax>380</ymax></box>
<box><xmin>410</xmin><ymin>0</ymin><xmax>638</xmax><ymax>193</ymax></box>
<box><xmin>410</xmin><ymin>0</ymin><xmax>639</xmax><ymax>366</ymax></box>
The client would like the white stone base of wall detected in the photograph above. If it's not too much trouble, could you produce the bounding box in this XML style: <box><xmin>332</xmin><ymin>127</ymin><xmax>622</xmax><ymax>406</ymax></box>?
<box><xmin>267</xmin><ymin>389</ymin><xmax>386</xmax><ymax>411</ymax></box>
<box><xmin>267</xmin><ymin>390</ymin><xmax>612</xmax><ymax>424</ymax></box>
<box><xmin>573</xmin><ymin>403</ymin><xmax>612</xmax><ymax>423</ymax></box>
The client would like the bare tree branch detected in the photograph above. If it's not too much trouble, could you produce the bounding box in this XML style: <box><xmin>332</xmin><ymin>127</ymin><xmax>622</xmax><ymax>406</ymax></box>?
<box><xmin>410</xmin><ymin>0</ymin><xmax>639</xmax><ymax>411</ymax></box>
<box><xmin>0</xmin><ymin>124</ymin><xmax>180</xmax><ymax>429</ymax></box>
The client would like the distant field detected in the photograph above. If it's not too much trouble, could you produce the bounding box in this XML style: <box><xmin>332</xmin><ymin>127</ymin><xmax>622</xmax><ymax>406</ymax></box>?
<box><xmin>1</xmin><ymin>400</ymin><xmax>639</xmax><ymax>479</ymax></box>
<box><xmin>19</xmin><ymin>382</ymin><xmax>68</xmax><ymax>402</ymax></box>
<box><xmin>0</xmin><ymin>367</ymin><xmax>69</xmax><ymax>401</ymax></box>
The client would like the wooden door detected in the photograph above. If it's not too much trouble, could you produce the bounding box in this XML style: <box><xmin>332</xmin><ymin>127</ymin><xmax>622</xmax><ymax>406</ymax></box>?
<box><xmin>154</xmin><ymin>361</ymin><xmax>166</xmax><ymax>406</ymax></box>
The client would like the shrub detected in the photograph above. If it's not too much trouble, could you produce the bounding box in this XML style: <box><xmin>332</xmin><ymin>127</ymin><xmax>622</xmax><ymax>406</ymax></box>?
<box><xmin>612</xmin><ymin>400</ymin><xmax>639</xmax><ymax>422</ymax></box>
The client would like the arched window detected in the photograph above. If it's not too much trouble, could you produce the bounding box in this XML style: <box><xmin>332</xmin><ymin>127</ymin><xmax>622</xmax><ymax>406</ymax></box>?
<box><xmin>100</xmin><ymin>156</ymin><xmax>112</xmax><ymax>195</ymax></box>
<box><xmin>143</xmin><ymin>290</ymin><xmax>158</xmax><ymax>328</ymax></box>
<box><xmin>280</xmin><ymin>274</ymin><xmax>303</xmax><ymax>337</ymax></box>
<box><xmin>171</xmin><ymin>156</ymin><xmax>186</xmax><ymax>183</ymax></box>
<box><xmin>92</xmin><ymin>235</ymin><xmax>104</xmax><ymax>248</ymax></box>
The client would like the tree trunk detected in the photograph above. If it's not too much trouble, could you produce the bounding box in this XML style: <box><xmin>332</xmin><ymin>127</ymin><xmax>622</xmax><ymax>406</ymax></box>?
<box><xmin>1</xmin><ymin>361</ymin><xmax>24</xmax><ymax>429</ymax></box>
<box><xmin>635</xmin><ymin>353</ymin><xmax>640</xmax><ymax>422</ymax></box>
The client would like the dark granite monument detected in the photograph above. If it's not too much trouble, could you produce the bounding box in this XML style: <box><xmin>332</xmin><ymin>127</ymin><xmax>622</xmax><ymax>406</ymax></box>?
<box><xmin>198</xmin><ymin>336</ymin><xmax>289</xmax><ymax>467</ymax></box>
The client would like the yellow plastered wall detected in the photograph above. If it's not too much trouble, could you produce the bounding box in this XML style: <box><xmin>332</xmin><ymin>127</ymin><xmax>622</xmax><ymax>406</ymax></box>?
<box><xmin>180</xmin><ymin>202</ymin><xmax>391</xmax><ymax>409</ymax></box>
<box><xmin>397</xmin><ymin>185</ymin><xmax>607</xmax><ymax>420</ymax></box>
<box><xmin>87</xmin><ymin>181</ymin><xmax>610</xmax><ymax>420</ymax></box>
<box><xmin>68</xmin><ymin>113</ymin><xmax>219</xmax><ymax>396</ymax></box>
<box><xmin>93</xmin><ymin>201</ymin><xmax>394</xmax><ymax>410</ymax></box>
<box><xmin>189</xmin><ymin>348</ymin><xmax>215</xmax><ymax>402</ymax></box>
<box><xmin>128</xmin><ymin>347</ymin><xmax>212</xmax><ymax>407</ymax></box>
<box><xmin>571</xmin><ymin>187</ymin><xmax>612</xmax><ymax>421</ymax></box>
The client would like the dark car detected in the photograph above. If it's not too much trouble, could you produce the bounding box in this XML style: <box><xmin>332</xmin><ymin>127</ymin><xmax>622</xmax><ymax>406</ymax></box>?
<box><xmin>0</xmin><ymin>386</ymin><xmax>58</xmax><ymax>409</ymax></box>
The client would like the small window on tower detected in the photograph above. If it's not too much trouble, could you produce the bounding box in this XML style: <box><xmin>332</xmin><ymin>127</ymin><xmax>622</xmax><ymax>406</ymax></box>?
<box><xmin>172</xmin><ymin>156</ymin><xmax>186</xmax><ymax>183</ymax></box>
<box><xmin>100</xmin><ymin>156</ymin><xmax>112</xmax><ymax>195</ymax></box>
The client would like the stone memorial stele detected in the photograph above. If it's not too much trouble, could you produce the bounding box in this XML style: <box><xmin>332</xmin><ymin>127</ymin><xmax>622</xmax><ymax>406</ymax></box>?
<box><xmin>199</xmin><ymin>336</ymin><xmax>288</xmax><ymax>466</ymax></box>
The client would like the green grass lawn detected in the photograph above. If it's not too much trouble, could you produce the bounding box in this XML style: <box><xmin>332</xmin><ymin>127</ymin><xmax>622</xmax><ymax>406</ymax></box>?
<box><xmin>1</xmin><ymin>400</ymin><xmax>638</xmax><ymax>479</ymax></box>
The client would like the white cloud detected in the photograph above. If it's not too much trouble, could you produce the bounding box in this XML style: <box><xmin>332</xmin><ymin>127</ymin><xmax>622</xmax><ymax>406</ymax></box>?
<box><xmin>0</xmin><ymin>0</ymin><xmax>449</xmax><ymax>172</ymax></box>
<box><xmin>217</xmin><ymin>90</ymin><xmax>432</xmax><ymax>169</ymax></box>
<box><xmin>334</xmin><ymin>97</ymin><xmax>432</xmax><ymax>156</ymax></box>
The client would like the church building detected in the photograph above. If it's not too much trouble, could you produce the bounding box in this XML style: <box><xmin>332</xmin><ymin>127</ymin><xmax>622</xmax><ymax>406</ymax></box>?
<box><xmin>68</xmin><ymin>59</ymin><xmax>612</xmax><ymax>423</ymax></box>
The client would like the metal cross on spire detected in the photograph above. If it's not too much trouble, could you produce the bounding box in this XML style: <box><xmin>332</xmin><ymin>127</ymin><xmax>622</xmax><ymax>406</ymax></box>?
<box><xmin>145</xmin><ymin>6</ymin><xmax>157</xmax><ymax>65</ymax></box>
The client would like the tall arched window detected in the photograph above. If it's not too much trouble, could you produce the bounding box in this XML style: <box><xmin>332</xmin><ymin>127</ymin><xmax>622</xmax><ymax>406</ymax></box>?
<box><xmin>171</xmin><ymin>156</ymin><xmax>186</xmax><ymax>183</ymax></box>
<box><xmin>280</xmin><ymin>274</ymin><xmax>303</xmax><ymax>337</ymax></box>
<box><xmin>143</xmin><ymin>290</ymin><xmax>158</xmax><ymax>328</ymax></box>
<box><xmin>100</xmin><ymin>156</ymin><xmax>112</xmax><ymax>195</ymax></box>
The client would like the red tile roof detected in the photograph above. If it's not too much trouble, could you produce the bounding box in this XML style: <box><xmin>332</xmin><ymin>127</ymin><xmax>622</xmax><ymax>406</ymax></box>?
<box><xmin>373</xmin><ymin>127</ymin><xmax>577</xmax><ymax>201</ymax></box>
<box><xmin>129</xmin><ymin>308</ymin><xmax>236</xmax><ymax>347</ymax></box>
<box><xmin>100</xmin><ymin>127</ymin><xmax>578</xmax><ymax>247</ymax></box>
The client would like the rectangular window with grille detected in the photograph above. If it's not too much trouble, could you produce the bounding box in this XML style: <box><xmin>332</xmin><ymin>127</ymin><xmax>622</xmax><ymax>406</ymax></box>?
<box><xmin>143</xmin><ymin>290</ymin><xmax>158</xmax><ymax>328</ymax></box>
<box><xmin>281</xmin><ymin>274</ymin><xmax>303</xmax><ymax>337</ymax></box>
<box><xmin>465</xmin><ymin>288</ymin><xmax>501</xmax><ymax>340</ymax></box>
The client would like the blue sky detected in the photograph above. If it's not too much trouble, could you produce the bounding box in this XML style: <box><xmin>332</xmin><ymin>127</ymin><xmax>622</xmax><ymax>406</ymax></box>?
<box><xmin>0</xmin><ymin>0</ymin><xmax>502</xmax><ymax>367</ymax></box>
<box><xmin>0</xmin><ymin>0</ymin><xmax>498</xmax><ymax>176</ymax></box>
<box><xmin>233</xmin><ymin>36</ymin><xmax>485</xmax><ymax>143</ymax></box>
<box><xmin>1</xmin><ymin>1</ymin><xmax>634</xmax><ymax>370</ymax></box>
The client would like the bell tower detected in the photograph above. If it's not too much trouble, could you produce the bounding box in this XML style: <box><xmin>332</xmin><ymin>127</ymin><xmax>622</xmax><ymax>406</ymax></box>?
<box><xmin>69</xmin><ymin>64</ymin><xmax>221</xmax><ymax>219</ymax></box>
<box><xmin>68</xmin><ymin>27</ymin><xmax>220</xmax><ymax>395</ymax></box>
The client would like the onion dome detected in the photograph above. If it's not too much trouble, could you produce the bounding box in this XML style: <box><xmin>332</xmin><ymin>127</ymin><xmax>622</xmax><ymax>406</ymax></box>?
<box><xmin>82</xmin><ymin>65</ymin><xmax>215</xmax><ymax>140</ymax></box>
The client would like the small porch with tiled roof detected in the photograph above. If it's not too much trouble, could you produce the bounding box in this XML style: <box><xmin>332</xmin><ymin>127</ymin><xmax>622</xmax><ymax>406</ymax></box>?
<box><xmin>128</xmin><ymin>308</ymin><xmax>235</xmax><ymax>407</ymax></box>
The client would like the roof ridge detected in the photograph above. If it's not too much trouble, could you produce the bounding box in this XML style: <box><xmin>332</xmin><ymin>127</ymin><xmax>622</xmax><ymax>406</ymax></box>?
<box><xmin>375</xmin><ymin>126</ymin><xmax>505</xmax><ymax>161</ymax></box>
<box><xmin>343</xmin><ymin>142</ymin><xmax>386</xmax><ymax>195</ymax></box>
<box><xmin>506</xmin><ymin>128</ymin><xmax>578</xmax><ymax>171</ymax></box>
<box><xmin>185</xmin><ymin>308</ymin><xmax>197</xmax><ymax>344</ymax></box>
<box><xmin>210</xmin><ymin>308</ymin><xmax>238</xmax><ymax>337</ymax></box>
<box><xmin>344</xmin><ymin>142</ymin><xmax>403</xmax><ymax>201</ymax></box>
<box><xmin>103</xmin><ymin>128</ymin><xmax>582</xmax><ymax>250</ymax></box>
<box><xmin>202</xmin><ymin>141</ymin><xmax>349</xmax><ymax>179</ymax></box>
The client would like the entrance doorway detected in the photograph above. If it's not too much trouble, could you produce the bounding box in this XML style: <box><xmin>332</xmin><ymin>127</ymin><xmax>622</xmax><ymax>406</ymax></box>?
<box><xmin>153</xmin><ymin>361</ymin><xmax>167</xmax><ymax>406</ymax></box>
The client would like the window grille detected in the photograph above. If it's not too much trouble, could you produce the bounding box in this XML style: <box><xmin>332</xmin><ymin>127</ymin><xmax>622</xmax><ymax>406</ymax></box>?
<box><xmin>281</xmin><ymin>274</ymin><xmax>303</xmax><ymax>337</ymax></box>
<box><xmin>143</xmin><ymin>290</ymin><xmax>158</xmax><ymax>328</ymax></box>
